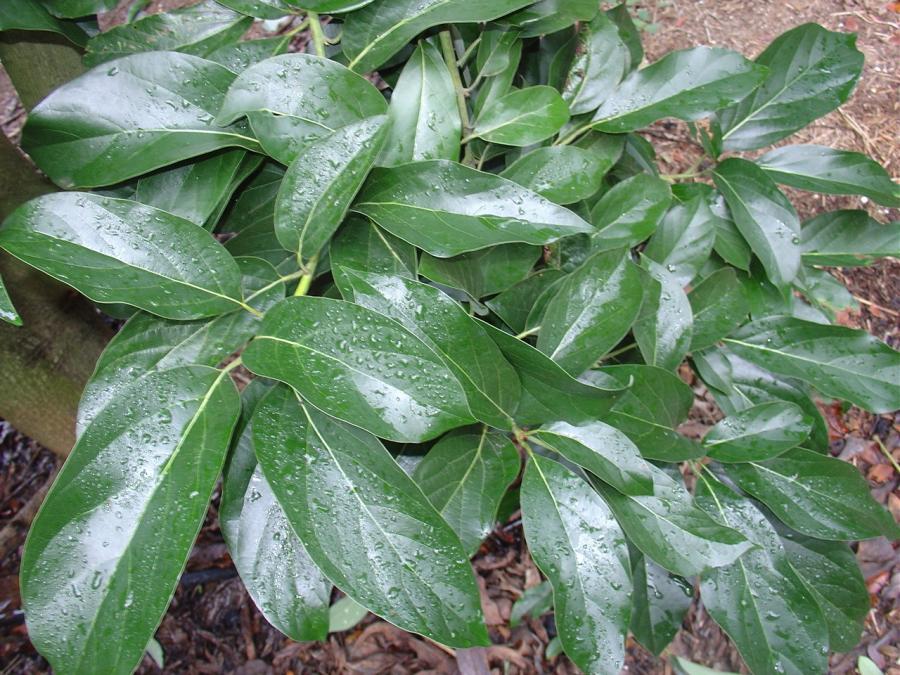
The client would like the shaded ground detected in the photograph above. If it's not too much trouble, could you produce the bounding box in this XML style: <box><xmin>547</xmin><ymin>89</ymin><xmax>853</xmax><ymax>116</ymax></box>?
<box><xmin>1</xmin><ymin>0</ymin><xmax>899</xmax><ymax>673</ymax></box>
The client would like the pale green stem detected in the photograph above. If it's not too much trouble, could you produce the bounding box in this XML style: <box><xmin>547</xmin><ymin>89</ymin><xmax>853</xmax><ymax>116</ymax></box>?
<box><xmin>308</xmin><ymin>12</ymin><xmax>327</xmax><ymax>58</ymax></box>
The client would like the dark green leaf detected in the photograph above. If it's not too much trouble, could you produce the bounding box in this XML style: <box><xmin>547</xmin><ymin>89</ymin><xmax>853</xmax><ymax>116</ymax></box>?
<box><xmin>501</xmin><ymin>146</ymin><xmax>610</xmax><ymax>205</ymax></box>
<box><xmin>0</xmin><ymin>275</ymin><xmax>20</xmax><ymax>326</ymax></box>
<box><xmin>0</xmin><ymin>192</ymin><xmax>247</xmax><ymax>319</ymax></box>
<box><xmin>329</xmin><ymin>215</ymin><xmax>417</xmax><ymax>296</ymax></box>
<box><xmin>800</xmin><ymin>210</ymin><xmax>900</xmax><ymax>266</ymax></box>
<box><xmin>342</xmin><ymin>0</ymin><xmax>533</xmax><ymax>73</ymax></box>
<box><xmin>643</xmin><ymin>196</ymin><xmax>718</xmax><ymax>286</ymax></box>
<box><xmin>21</xmin><ymin>52</ymin><xmax>259</xmax><ymax>188</ymax></box>
<box><xmin>589</xmin><ymin>173</ymin><xmax>671</xmax><ymax>251</ymax></box>
<box><xmin>205</xmin><ymin>35</ymin><xmax>292</xmax><ymax>73</ymax></box>
<box><xmin>724</xmin><ymin>316</ymin><xmax>900</xmax><ymax>413</ymax></box>
<box><xmin>695</xmin><ymin>474</ymin><xmax>829</xmax><ymax>675</ymax></box>
<box><xmin>472</xmin><ymin>86</ymin><xmax>569</xmax><ymax>146</ymax></box>
<box><xmin>221</xmin><ymin>162</ymin><xmax>283</xmax><ymax>233</ymax></box>
<box><xmin>476</xmin><ymin>29</ymin><xmax>520</xmax><ymax>78</ymax></box>
<box><xmin>521</xmin><ymin>453</ymin><xmax>631</xmax><ymax>674</ymax></box>
<box><xmin>688</xmin><ymin>267</ymin><xmax>749</xmax><ymax>351</ymax></box>
<box><xmin>381</xmin><ymin>40</ymin><xmax>460</xmax><ymax>165</ymax></box>
<box><xmin>562</xmin><ymin>12</ymin><xmax>628</xmax><ymax>115</ymax></box>
<box><xmin>537</xmin><ymin>249</ymin><xmax>643</xmax><ymax>375</ymax></box>
<box><xmin>243</xmin><ymin>296</ymin><xmax>474</xmax><ymax>442</ymax></box>
<box><xmin>590</xmin><ymin>47</ymin><xmax>765</xmax><ymax>132</ymax></box>
<box><xmin>352</xmin><ymin>160</ymin><xmax>593</xmax><ymax>257</ymax></box>
<box><xmin>794</xmin><ymin>266</ymin><xmax>858</xmax><ymax>321</ymax></box>
<box><xmin>704</xmin><ymin>401</ymin><xmax>811</xmax><ymax>462</ymax></box>
<box><xmin>634</xmin><ymin>258</ymin><xmax>692</xmax><ymax>371</ymax></box>
<box><xmin>419</xmin><ymin>244</ymin><xmax>541</xmax><ymax>299</ymax></box>
<box><xmin>485</xmin><ymin>269</ymin><xmax>566</xmax><ymax>333</ymax></box>
<box><xmin>503</xmin><ymin>0</ymin><xmax>597</xmax><ymax>39</ymax></box>
<box><xmin>20</xmin><ymin>366</ymin><xmax>240</xmax><ymax>675</ymax></box>
<box><xmin>629</xmin><ymin>550</ymin><xmax>692</xmax><ymax>656</ymax></box>
<box><xmin>413</xmin><ymin>427</ymin><xmax>520</xmax><ymax>553</ymax></box>
<box><xmin>216</xmin><ymin>0</ymin><xmax>296</xmax><ymax>19</ymax></box>
<box><xmin>717</xmin><ymin>24</ymin><xmax>863</xmax><ymax>151</ymax></box>
<box><xmin>605</xmin><ymin>3</ymin><xmax>643</xmax><ymax>71</ymax></box>
<box><xmin>0</xmin><ymin>0</ymin><xmax>89</xmax><ymax>46</ymax></box>
<box><xmin>252</xmin><ymin>386</ymin><xmax>490</xmax><ymax>647</ymax></box>
<box><xmin>509</xmin><ymin>581</ymin><xmax>553</xmax><ymax>627</ymax></box>
<box><xmin>221</xmin><ymin>380</ymin><xmax>331</xmax><ymax>642</ymax></box>
<box><xmin>286</xmin><ymin>0</ymin><xmax>377</xmax><ymax>12</ymax></box>
<box><xmin>713</xmin><ymin>158</ymin><xmax>801</xmax><ymax>290</ymax></box>
<box><xmin>724</xmin><ymin>448</ymin><xmax>900</xmax><ymax>540</ymax></box>
<box><xmin>28</xmin><ymin>0</ymin><xmax>117</xmax><ymax>19</ymax></box>
<box><xmin>473</xmin><ymin>34</ymin><xmax>523</xmax><ymax>117</ymax></box>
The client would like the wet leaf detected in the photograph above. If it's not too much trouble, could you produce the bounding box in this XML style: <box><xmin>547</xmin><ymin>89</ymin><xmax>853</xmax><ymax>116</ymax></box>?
<box><xmin>418</xmin><ymin>244</ymin><xmax>541</xmax><ymax>299</ymax></box>
<box><xmin>800</xmin><ymin>210</ymin><xmax>900</xmax><ymax>267</ymax></box>
<box><xmin>704</xmin><ymin>401</ymin><xmax>811</xmax><ymax>462</ymax></box>
<box><xmin>472</xmin><ymin>86</ymin><xmax>569</xmax><ymax>146</ymax></box>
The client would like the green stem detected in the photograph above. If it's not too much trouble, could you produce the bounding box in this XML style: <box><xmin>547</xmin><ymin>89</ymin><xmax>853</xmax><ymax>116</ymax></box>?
<box><xmin>514</xmin><ymin>325</ymin><xmax>541</xmax><ymax>340</ymax></box>
<box><xmin>456</xmin><ymin>35</ymin><xmax>481</xmax><ymax>68</ymax></box>
<box><xmin>598</xmin><ymin>341</ymin><xmax>637</xmax><ymax>362</ymax></box>
<box><xmin>308</xmin><ymin>11</ymin><xmax>327</xmax><ymax>58</ymax></box>
<box><xmin>239</xmin><ymin>301</ymin><xmax>263</xmax><ymax>318</ymax></box>
<box><xmin>220</xmin><ymin>356</ymin><xmax>244</xmax><ymax>374</ymax></box>
<box><xmin>439</xmin><ymin>29</ymin><xmax>475</xmax><ymax>166</ymax></box>
<box><xmin>244</xmin><ymin>270</ymin><xmax>304</xmax><ymax>303</ymax></box>
<box><xmin>294</xmin><ymin>254</ymin><xmax>319</xmax><ymax>297</ymax></box>
<box><xmin>555</xmin><ymin>123</ymin><xmax>591</xmax><ymax>146</ymax></box>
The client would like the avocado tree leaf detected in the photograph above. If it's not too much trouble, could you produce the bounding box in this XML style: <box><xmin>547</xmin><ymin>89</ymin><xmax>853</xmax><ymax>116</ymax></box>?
<box><xmin>242</xmin><ymin>296</ymin><xmax>474</xmax><ymax>442</ymax></box>
<box><xmin>485</xmin><ymin>269</ymin><xmax>567</xmax><ymax>334</ymax></box>
<box><xmin>717</xmin><ymin>24</ymin><xmax>863</xmax><ymax>151</ymax></box>
<box><xmin>537</xmin><ymin>249</ymin><xmax>643</xmax><ymax>375</ymax></box>
<box><xmin>589</xmin><ymin>173</ymin><xmax>671</xmax><ymax>251</ymax></box>
<box><xmin>20</xmin><ymin>365</ymin><xmax>240</xmax><ymax>675</ymax></box>
<box><xmin>634</xmin><ymin>258</ymin><xmax>692</xmax><ymax>371</ymax></box>
<box><xmin>502</xmin><ymin>0</ymin><xmax>597</xmax><ymax>38</ymax></box>
<box><xmin>521</xmin><ymin>453</ymin><xmax>631</xmax><ymax>675</ymax></box>
<box><xmin>757</xmin><ymin>145</ymin><xmax>900</xmax><ymax>207</ymax></box>
<box><xmin>501</xmin><ymin>145</ymin><xmax>611</xmax><ymax>205</ymax></box>
<box><xmin>419</xmin><ymin>244</ymin><xmax>541</xmax><ymax>299</ymax></box>
<box><xmin>221</xmin><ymin>380</ymin><xmax>332</xmax><ymax>642</ymax></box>
<box><xmin>590</xmin><ymin>47</ymin><xmax>765</xmax><ymax>132</ymax></box>
<box><xmin>381</xmin><ymin>40</ymin><xmax>460</xmax><ymax>166</ymax></box>
<box><xmin>724</xmin><ymin>316</ymin><xmax>900</xmax><ymax>414</ymax></box>
<box><xmin>21</xmin><ymin>52</ymin><xmax>260</xmax><ymax>188</ymax></box>
<box><xmin>643</xmin><ymin>195</ymin><xmax>718</xmax><ymax>286</ymax></box>
<box><xmin>275</xmin><ymin>116</ymin><xmax>388</xmax><ymax>263</ymax></box>
<box><xmin>475</xmin><ymin>28</ymin><xmax>520</xmax><ymax>78</ymax></box>
<box><xmin>0</xmin><ymin>192</ymin><xmax>247</xmax><ymax>320</ymax></box>
<box><xmin>605</xmin><ymin>3</ymin><xmax>642</xmax><ymax>71</ymax></box>
<box><xmin>695</xmin><ymin>474</ymin><xmax>829</xmax><ymax>675</ymax></box>
<box><xmin>217</xmin><ymin>0</ymin><xmax>297</xmax><ymax>19</ymax></box>
<box><xmin>252</xmin><ymin>386</ymin><xmax>490</xmax><ymax>647</ymax></box>
<box><xmin>329</xmin><ymin>215</ymin><xmax>417</xmax><ymax>295</ymax></box>
<box><xmin>352</xmin><ymin>160</ymin><xmax>593</xmax><ymax>257</ymax></box>
<box><xmin>40</xmin><ymin>0</ymin><xmax>118</xmax><ymax>17</ymax></box>
<box><xmin>688</xmin><ymin>267</ymin><xmax>749</xmax><ymax>351</ymax></box>
<box><xmin>713</xmin><ymin>158</ymin><xmax>801</xmax><ymax>291</ymax></box>
<box><xmin>704</xmin><ymin>401</ymin><xmax>811</xmax><ymax>462</ymax></box>
<box><xmin>284</xmin><ymin>0</ymin><xmax>376</xmax><ymax>12</ymax></box>
<box><xmin>413</xmin><ymin>427</ymin><xmax>520</xmax><ymax>554</ymax></box>
<box><xmin>0</xmin><ymin>275</ymin><xmax>20</xmax><ymax>326</ymax></box>
<box><xmin>471</xmin><ymin>85</ymin><xmax>570</xmax><ymax>146</ymax></box>
<box><xmin>205</xmin><ymin>35</ymin><xmax>292</xmax><ymax>72</ymax></box>
<box><xmin>629</xmin><ymin>549</ymin><xmax>692</xmax><ymax>656</ymax></box>
<box><xmin>342</xmin><ymin>0</ymin><xmax>533</xmax><ymax>73</ymax></box>
<box><xmin>562</xmin><ymin>12</ymin><xmax>628</xmax><ymax>115</ymax></box>
<box><xmin>0</xmin><ymin>0</ymin><xmax>89</xmax><ymax>46</ymax></box>
<box><xmin>800</xmin><ymin>210</ymin><xmax>900</xmax><ymax>267</ymax></box>
<box><xmin>724</xmin><ymin>448</ymin><xmax>900</xmax><ymax>540</ymax></box>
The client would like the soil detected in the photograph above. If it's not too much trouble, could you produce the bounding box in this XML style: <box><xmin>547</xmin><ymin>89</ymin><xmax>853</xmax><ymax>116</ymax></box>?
<box><xmin>1</xmin><ymin>0</ymin><xmax>899</xmax><ymax>673</ymax></box>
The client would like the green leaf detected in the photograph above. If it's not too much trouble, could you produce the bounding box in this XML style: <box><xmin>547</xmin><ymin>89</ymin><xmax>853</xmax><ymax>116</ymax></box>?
<box><xmin>243</xmin><ymin>296</ymin><xmax>474</xmax><ymax>442</ymax></box>
<box><xmin>777</xmin><ymin>528</ymin><xmax>868</xmax><ymax>651</ymax></box>
<box><xmin>589</xmin><ymin>174</ymin><xmax>671</xmax><ymax>251</ymax></box>
<box><xmin>41</xmin><ymin>0</ymin><xmax>128</xmax><ymax>17</ymax></box>
<box><xmin>20</xmin><ymin>366</ymin><xmax>240</xmax><ymax>675</ymax></box>
<box><xmin>328</xmin><ymin>596</ymin><xmax>369</xmax><ymax>633</ymax></box>
<box><xmin>418</xmin><ymin>244</ymin><xmax>541</xmax><ymax>299</ymax></box>
<box><xmin>0</xmin><ymin>192</ymin><xmax>247</xmax><ymax>319</ymax></box>
<box><xmin>629</xmin><ymin>550</ymin><xmax>692</xmax><ymax>656</ymax></box>
<box><xmin>413</xmin><ymin>427</ymin><xmax>520</xmax><ymax>554</ymax></box>
<box><xmin>216</xmin><ymin>0</ymin><xmax>296</xmax><ymax>19</ymax></box>
<box><xmin>217</xmin><ymin>53</ymin><xmax>387</xmax><ymax>164</ymax></box>
<box><xmin>0</xmin><ymin>0</ymin><xmax>89</xmax><ymax>46</ymax></box>
<box><xmin>21</xmin><ymin>52</ymin><xmax>259</xmax><ymax>188</ymax></box>
<box><xmin>800</xmin><ymin>210</ymin><xmax>900</xmax><ymax>267</ymax></box>
<box><xmin>521</xmin><ymin>453</ymin><xmax>631</xmax><ymax>674</ymax></box>
<box><xmin>0</xmin><ymin>274</ymin><xmax>21</xmax><ymax>326</ymax></box>
<box><xmin>593</xmin><ymin>463</ymin><xmax>751</xmax><ymax>577</ymax></box>
<box><xmin>643</xmin><ymin>196</ymin><xmax>718</xmax><ymax>286</ymax></box>
<box><xmin>275</xmin><ymin>116</ymin><xmax>388</xmax><ymax>263</ymax></box>
<box><xmin>673</xmin><ymin>658</ymin><xmax>739</xmax><ymax>675</ymax></box>
<box><xmin>205</xmin><ymin>35</ymin><xmax>292</xmax><ymax>72</ymax></box>
<box><xmin>352</xmin><ymin>160</ymin><xmax>593</xmax><ymax>257</ymax></box>
<box><xmin>704</xmin><ymin>401</ymin><xmax>811</xmax><ymax>462</ymax></box>
<box><xmin>482</xmin><ymin>322</ymin><xmax>624</xmax><ymax>426</ymax></box>
<box><xmin>509</xmin><ymin>581</ymin><xmax>553</xmax><ymax>627</ymax></box>
<box><xmin>221</xmin><ymin>380</ymin><xmax>331</xmax><ymax>642</ymax></box>
<box><xmin>329</xmin><ymin>215</ymin><xmax>417</xmax><ymax>296</ymax></box>
<box><xmin>252</xmin><ymin>386</ymin><xmax>490</xmax><ymax>647</ymax></box>
<box><xmin>634</xmin><ymin>258</ymin><xmax>692</xmax><ymax>371</ymax></box>
<box><xmin>724</xmin><ymin>316</ymin><xmax>900</xmax><ymax>413</ymax></box>
<box><xmin>342</xmin><ymin>0</ymin><xmax>533</xmax><ymax>73</ymax></box>
<box><xmin>286</xmin><ymin>0</ymin><xmax>377</xmax><ymax>12</ymax></box>
<box><xmin>590</xmin><ymin>47</ymin><xmax>765</xmax><ymax>132</ymax></box>
<box><xmin>537</xmin><ymin>249</ymin><xmax>643</xmax><ymax>375</ymax></box>
<box><xmin>688</xmin><ymin>267</ymin><xmax>749</xmax><ymax>351</ymax></box>
<box><xmin>503</xmin><ymin>0</ymin><xmax>597</xmax><ymax>39</ymax></box>
<box><xmin>695</xmin><ymin>474</ymin><xmax>829</xmax><ymax>675</ymax></box>
<box><xmin>501</xmin><ymin>146</ymin><xmax>610</xmax><ymax>205</ymax></box>
<box><xmin>471</xmin><ymin>85</ymin><xmax>569</xmax><ymax>146</ymax></box>
<box><xmin>859</xmin><ymin>657</ymin><xmax>885</xmax><ymax>675</ymax></box>
<box><xmin>221</xmin><ymin>161</ymin><xmax>283</xmax><ymax>234</ymax></box>
<box><xmin>485</xmin><ymin>269</ymin><xmax>566</xmax><ymax>333</ymax></box>
<box><xmin>83</xmin><ymin>1</ymin><xmax>252</xmax><ymax>67</ymax></box>
<box><xmin>562</xmin><ymin>12</ymin><xmax>628</xmax><ymax>115</ymax></box>
<box><xmin>476</xmin><ymin>28</ymin><xmax>520</xmax><ymax>78</ymax></box>
<box><xmin>717</xmin><ymin>24</ymin><xmax>863</xmax><ymax>151</ymax></box>
<box><xmin>724</xmin><ymin>448</ymin><xmax>900</xmax><ymax>540</ymax></box>
<box><xmin>473</xmin><ymin>33</ymin><xmax>523</xmax><ymax>117</ymax></box>
<box><xmin>605</xmin><ymin>3</ymin><xmax>643</xmax><ymax>71</ymax></box>
<box><xmin>381</xmin><ymin>40</ymin><xmax>460</xmax><ymax>166</ymax></box>
<box><xmin>714</xmin><ymin>158</ymin><xmax>802</xmax><ymax>290</ymax></box>
<box><xmin>531</xmin><ymin>420</ymin><xmax>653</xmax><ymax>495</ymax></box>
<box><xmin>757</xmin><ymin>145</ymin><xmax>900</xmax><ymax>207</ymax></box>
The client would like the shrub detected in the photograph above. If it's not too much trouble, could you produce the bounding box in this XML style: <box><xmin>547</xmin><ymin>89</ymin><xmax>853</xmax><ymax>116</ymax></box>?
<box><xmin>1</xmin><ymin>1</ymin><xmax>899</xmax><ymax>673</ymax></box>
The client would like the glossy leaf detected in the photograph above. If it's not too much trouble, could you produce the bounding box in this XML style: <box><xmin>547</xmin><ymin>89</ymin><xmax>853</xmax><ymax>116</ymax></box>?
<box><xmin>717</xmin><ymin>24</ymin><xmax>863</xmax><ymax>151</ymax></box>
<box><xmin>800</xmin><ymin>210</ymin><xmax>900</xmax><ymax>267</ymax></box>
<box><xmin>724</xmin><ymin>448</ymin><xmax>900</xmax><ymax>540</ymax></box>
<box><xmin>634</xmin><ymin>258</ymin><xmax>693</xmax><ymax>371</ymax></box>
<box><xmin>329</xmin><ymin>596</ymin><xmax>369</xmax><ymax>633</ymax></box>
<box><xmin>0</xmin><ymin>0</ymin><xmax>89</xmax><ymax>46</ymax></box>
<box><xmin>501</xmin><ymin>145</ymin><xmax>611</xmax><ymax>205</ymax></box>
<box><xmin>473</xmin><ymin>33</ymin><xmax>523</xmax><ymax>117</ymax></box>
<box><xmin>695</xmin><ymin>475</ymin><xmax>829</xmax><ymax>675</ymax></box>
<box><xmin>643</xmin><ymin>196</ymin><xmax>718</xmax><ymax>286</ymax></box>
<box><xmin>688</xmin><ymin>267</ymin><xmax>749</xmax><ymax>351</ymax></box>
<box><xmin>330</xmin><ymin>215</ymin><xmax>417</xmax><ymax>295</ymax></box>
<box><xmin>589</xmin><ymin>174</ymin><xmax>671</xmax><ymax>251</ymax></box>
<box><xmin>418</xmin><ymin>244</ymin><xmax>541</xmax><ymax>299</ymax></box>
<box><xmin>0</xmin><ymin>192</ymin><xmax>246</xmax><ymax>319</ymax></box>
<box><xmin>476</xmin><ymin>29</ymin><xmax>520</xmax><ymax>78</ymax></box>
<box><xmin>704</xmin><ymin>401</ymin><xmax>811</xmax><ymax>462</ymax></box>
<box><xmin>352</xmin><ymin>160</ymin><xmax>593</xmax><ymax>257</ymax></box>
<box><xmin>286</xmin><ymin>0</ymin><xmax>377</xmax><ymax>12</ymax></box>
<box><xmin>275</xmin><ymin>116</ymin><xmax>388</xmax><ymax>263</ymax></box>
<box><xmin>537</xmin><ymin>249</ymin><xmax>643</xmax><ymax>375</ymax></box>
<box><xmin>0</xmin><ymin>275</ymin><xmax>20</xmax><ymax>326</ymax></box>
<box><xmin>472</xmin><ymin>86</ymin><xmax>569</xmax><ymax>146</ymax></box>
<box><xmin>252</xmin><ymin>386</ymin><xmax>490</xmax><ymax>647</ymax></box>
<box><xmin>485</xmin><ymin>269</ymin><xmax>567</xmax><ymax>333</ymax></box>
<box><xmin>605</xmin><ymin>3</ymin><xmax>642</xmax><ymax>71</ymax></box>
<box><xmin>21</xmin><ymin>52</ymin><xmax>259</xmax><ymax>188</ymax></box>
<box><xmin>221</xmin><ymin>380</ymin><xmax>331</xmax><ymax>641</ymax></box>
<box><xmin>503</xmin><ymin>0</ymin><xmax>597</xmax><ymax>38</ymax></box>
<box><xmin>590</xmin><ymin>47</ymin><xmax>765</xmax><ymax>132</ymax></box>
<box><xmin>381</xmin><ymin>40</ymin><xmax>460</xmax><ymax>166</ymax></box>
<box><xmin>724</xmin><ymin>316</ymin><xmax>900</xmax><ymax>414</ymax></box>
<box><xmin>242</xmin><ymin>296</ymin><xmax>474</xmax><ymax>442</ymax></box>
<box><xmin>562</xmin><ymin>12</ymin><xmax>628</xmax><ymax>115</ymax></box>
<box><xmin>21</xmin><ymin>366</ymin><xmax>240</xmax><ymax>675</ymax></box>
<box><xmin>629</xmin><ymin>549</ymin><xmax>692</xmax><ymax>656</ymax></box>
<box><xmin>521</xmin><ymin>453</ymin><xmax>631</xmax><ymax>675</ymax></box>
<box><xmin>510</xmin><ymin>581</ymin><xmax>553</xmax><ymax>627</ymax></box>
<box><xmin>205</xmin><ymin>35</ymin><xmax>292</xmax><ymax>72</ymax></box>
<box><xmin>342</xmin><ymin>0</ymin><xmax>533</xmax><ymax>73</ymax></box>
<box><xmin>413</xmin><ymin>428</ymin><xmax>520</xmax><ymax>553</ymax></box>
